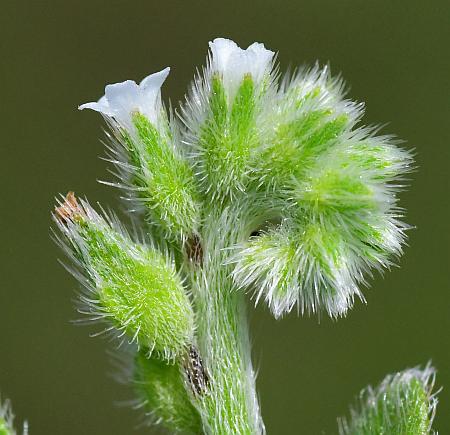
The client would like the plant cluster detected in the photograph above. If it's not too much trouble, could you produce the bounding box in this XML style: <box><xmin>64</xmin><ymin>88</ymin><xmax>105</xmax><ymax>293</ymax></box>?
<box><xmin>1</xmin><ymin>38</ymin><xmax>439</xmax><ymax>434</ymax></box>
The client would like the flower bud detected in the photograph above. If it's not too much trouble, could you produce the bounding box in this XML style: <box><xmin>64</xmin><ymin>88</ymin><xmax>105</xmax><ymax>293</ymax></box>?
<box><xmin>79</xmin><ymin>69</ymin><xmax>201</xmax><ymax>241</ymax></box>
<box><xmin>183</xmin><ymin>38</ymin><xmax>275</xmax><ymax>199</ymax></box>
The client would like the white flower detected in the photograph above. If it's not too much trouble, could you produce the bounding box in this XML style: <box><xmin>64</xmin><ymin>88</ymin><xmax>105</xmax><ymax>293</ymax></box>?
<box><xmin>209</xmin><ymin>38</ymin><xmax>274</xmax><ymax>94</ymax></box>
<box><xmin>79</xmin><ymin>67</ymin><xmax>170</xmax><ymax>129</ymax></box>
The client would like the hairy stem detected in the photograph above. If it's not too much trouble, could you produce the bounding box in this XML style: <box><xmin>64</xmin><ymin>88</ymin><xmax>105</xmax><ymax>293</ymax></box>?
<box><xmin>190</xmin><ymin>207</ymin><xmax>264</xmax><ymax>434</ymax></box>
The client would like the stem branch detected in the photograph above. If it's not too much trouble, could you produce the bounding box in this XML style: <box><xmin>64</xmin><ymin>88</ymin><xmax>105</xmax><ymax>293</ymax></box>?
<box><xmin>191</xmin><ymin>207</ymin><xmax>264</xmax><ymax>434</ymax></box>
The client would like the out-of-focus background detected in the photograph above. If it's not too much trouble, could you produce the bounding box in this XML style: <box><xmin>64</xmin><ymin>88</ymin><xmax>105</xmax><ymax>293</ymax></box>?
<box><xmin>1</xmin><ymin>1</ymin><xmax>449</xmax><ymax>433</ymax></box>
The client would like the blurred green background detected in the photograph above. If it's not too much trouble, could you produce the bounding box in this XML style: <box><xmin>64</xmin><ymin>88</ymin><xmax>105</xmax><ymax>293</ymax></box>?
<box><xmin>1</xmin><ymin>0</ymin><xmax>449</xmax><ymax>433</ymax></box>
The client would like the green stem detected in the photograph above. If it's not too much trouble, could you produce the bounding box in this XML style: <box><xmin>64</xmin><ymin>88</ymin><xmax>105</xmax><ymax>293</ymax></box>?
<box><xmin>190</xmin><ymin>207</ymin><xmax>264</xmax><ymax>434</ymax></box>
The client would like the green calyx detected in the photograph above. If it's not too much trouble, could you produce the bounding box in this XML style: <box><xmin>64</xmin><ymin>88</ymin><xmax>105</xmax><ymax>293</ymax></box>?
<box><xmin>124</xmin><ymin>112</ymin><xmax>201</xmax><ymax>241</ymax></box>
<box><xmin>199</xmin><ymin>74</ymin><xmax>258</xmax><ymax>199</ymax></box>
<box><xmin>56</xmin><ymin>195</ymin><xmax>195</xmax><ymax>361</ymax></box>
<box><xmin>339</xmin><ymin>365</ymin><xmax>438</xmax><ymax>435</ymax></box>
<box><xmin>134</xmin><ymin>350</ymin><xmax>202</xmax><ymax>434</ymax></box>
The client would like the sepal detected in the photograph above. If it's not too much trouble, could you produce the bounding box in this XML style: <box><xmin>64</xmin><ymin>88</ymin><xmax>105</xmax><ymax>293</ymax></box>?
<box><xmin>133</xmin><ymin>350</ymin><xmax>202</xmax><ymax>434</ymax></box>
<box><xmin>338</xmin><ymin>364</ymin><xmax>439</xmax><ymax>435</ymax></box>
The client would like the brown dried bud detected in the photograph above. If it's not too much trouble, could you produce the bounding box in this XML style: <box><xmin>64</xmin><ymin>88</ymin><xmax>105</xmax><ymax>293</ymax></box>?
<box><xmin>54</xmin><ymin>191</ymin><xmax>84</xmax><ymax>223</ymax></box>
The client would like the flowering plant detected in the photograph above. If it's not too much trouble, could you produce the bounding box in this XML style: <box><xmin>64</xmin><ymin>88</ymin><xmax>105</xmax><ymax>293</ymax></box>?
<box><xmin>0</xmin><ymin>38</ymin><xmax>439</xmax><ymax>434</ymax></box>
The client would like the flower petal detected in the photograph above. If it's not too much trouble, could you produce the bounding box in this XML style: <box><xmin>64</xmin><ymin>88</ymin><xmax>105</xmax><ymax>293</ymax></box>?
<box><xmin>140</xmin><ymin>67</ymin><xmax>170</xmax><ymax>91</ymax></box>
<box><xmin>208</xmin><ymin>38</ymin><xmax>275</xmax><ymax>96</ymax></box>
<box><xmin>79</xmin><ymin>69</ymin><xmax>171</xmax><ymax>129</ymax></box>
<box><xmin>78</xmin><ymin>96</ymin><xmax>114</xmax><ymax>117</ymax></box>
<box><xmin>209</xmin><ymin>38</ymin><xmax>238</xmax><ymax>73</ymax></box>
